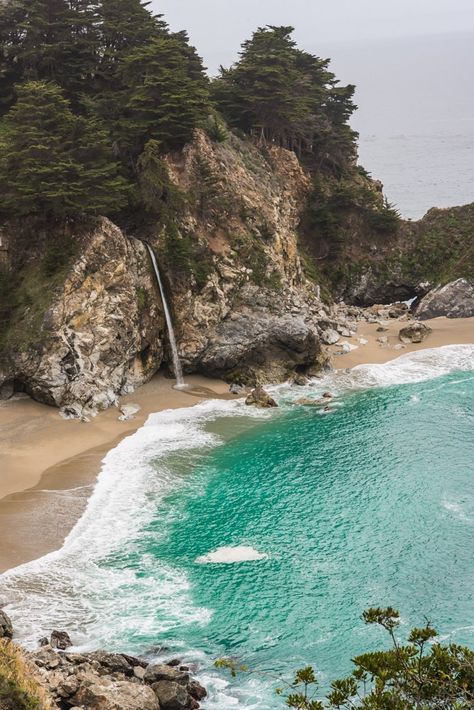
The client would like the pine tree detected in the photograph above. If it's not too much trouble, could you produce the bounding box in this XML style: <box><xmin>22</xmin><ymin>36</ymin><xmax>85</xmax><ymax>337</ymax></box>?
<box><xmin>211</xmin><ymin>26</ymin><xmax>358</xmax><ymax>171</ymax></box>
<box><xmin>0</xmin><ymin>0</ymin><xmax>100</xmax><ymax>109</ymax></box>
<box><xmin>119</xmin><ymin>34</ymin><xmax>210</xmax><ymax>156</ymax></box>
<box><xmin>0</xmin><ymin>81</ymin><xmax>128</xmax><ymax>217</ymax></box>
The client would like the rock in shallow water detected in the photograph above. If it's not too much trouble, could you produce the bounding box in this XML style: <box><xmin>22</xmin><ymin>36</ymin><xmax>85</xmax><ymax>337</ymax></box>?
<box><xmin>245</xmin><ymin>386</ymin><xmax>278</xmax><ymax>408</ymax></box>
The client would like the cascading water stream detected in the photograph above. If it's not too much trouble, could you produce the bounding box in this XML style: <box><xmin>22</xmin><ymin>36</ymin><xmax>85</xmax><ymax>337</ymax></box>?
<box><xmin>144</xmin><ymin>242</ymin><xmax>185</xmax><ymax>389</ymax></box>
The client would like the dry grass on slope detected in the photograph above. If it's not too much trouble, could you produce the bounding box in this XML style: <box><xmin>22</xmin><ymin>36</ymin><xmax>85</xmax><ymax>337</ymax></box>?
<box><xmin>0</xmin><ymin>640</ymin><xmax>53</xmax><ymax>710</ymax></box>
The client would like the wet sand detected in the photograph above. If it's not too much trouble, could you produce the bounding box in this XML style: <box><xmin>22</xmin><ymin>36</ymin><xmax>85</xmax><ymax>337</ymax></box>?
<box><xmin>329</xmin><ymin>316</ymin><xmax>474</xmax><ymax>369</ymax></box>
<box><xmin>0</xmin><ymin>374</ymin><xmax>234</xmax><ymax>572</ymax></box>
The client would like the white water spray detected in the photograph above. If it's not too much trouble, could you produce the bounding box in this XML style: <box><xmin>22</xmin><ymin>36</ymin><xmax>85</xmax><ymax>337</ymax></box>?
<box><xmin>145</xmin><ymin>242</ymin><xmax>185</xmax><ymax>388</ymax></box>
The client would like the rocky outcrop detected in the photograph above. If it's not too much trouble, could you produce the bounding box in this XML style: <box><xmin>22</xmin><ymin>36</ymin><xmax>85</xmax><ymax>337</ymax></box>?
<box><xmin>27</xmin><ymin>643</ymin><xmax>207</xmax><ymax>710</ymax></box>
<box><xmin>399</xmin><ymin>322</ymin><xmax>432</xmax><ymax>344</ymax></box>
<box><xmin>0</xmin><ymin>219</ymin><xmax>165</xmax><ymax>417</ymax></box>
<box><xmin>0</xmin><ymin>609</ymin><xmax>13</xmax><ymax>639</ymax></box>
<box><xmin>318</xmin><ymin>202</ymin><xmax>474</xmax><ymax>307</ymax></box>
<box><xmin>415</xmin><ymin>279</ymin><xmax>474</xmax><ymax>319</ymax></box>
<box><xmin>161</xmin><ymin>131</ymin><xmax>329</xmax><ymax>385</ymax></box>
<box><xmin>245</xmin><ymin>386</ymin><xmax>278</xmax><ymax>408</ymax></box>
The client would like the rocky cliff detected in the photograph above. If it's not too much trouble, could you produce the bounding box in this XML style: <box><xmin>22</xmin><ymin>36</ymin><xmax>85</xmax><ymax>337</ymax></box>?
<box><xmin>0</xmin><ymin>220</ymin><xmax>164</xmax><ymax>417</ymax></box>
<box><xmin>0</xmin><ymin>131</ymin><xmax>337</xmax><ymax>413</ymax></box>
<box><xmin>315</xmin><ymin>201</ymin><xmax>474</xmax><ymax>306</ymax></box>
<box><xmin>1</xmin><ymin>129</ymin><xmax>473</xmax><ymax>415</ymax></box>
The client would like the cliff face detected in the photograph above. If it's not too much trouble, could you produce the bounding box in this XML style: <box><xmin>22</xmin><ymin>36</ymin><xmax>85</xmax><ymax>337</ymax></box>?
<box><xmin>0</xmin><ymin>131</ymin><xmax>336</xmax><ymax>412</ymax></box>
<box><xmin>2</xmin><ymin>128</ymin><xmax>471</xmax><ymax>414</ymax></box>
<box><xmin>159</xmin><ymin>130</ymin><xmax>328</xmax><ymax>384</ymax></box>
<box><xmin>317</xmin><ymin>202</ymin><xmax>474</xmax><ymax>306</ymax></box>
<box><xmin>0</xmin><ymin>220</ymin><xmax>164</xmax><ymax>416</ymax></box>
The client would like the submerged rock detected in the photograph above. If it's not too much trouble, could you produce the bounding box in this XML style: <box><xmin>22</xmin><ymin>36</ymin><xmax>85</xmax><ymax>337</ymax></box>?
<box><xmin>415</xmin><ymin>278</ymin><xmax>474</xmax><ymax>319</ymax></box>
<box><xmin>399</xmin><ymin>322</ymin><xmax>432</xmax><ymax>344</ymax></box>
<box><xmin>245</xmin><ymin>386</ymin><xmax>278</xmax><ymax>408</ymax></box>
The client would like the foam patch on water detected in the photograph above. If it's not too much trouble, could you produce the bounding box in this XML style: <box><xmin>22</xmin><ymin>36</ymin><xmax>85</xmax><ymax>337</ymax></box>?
<box><xmin>196</xmin><ymin>546</ymin><xmax>268</xmax><ymax>564</ymax></box>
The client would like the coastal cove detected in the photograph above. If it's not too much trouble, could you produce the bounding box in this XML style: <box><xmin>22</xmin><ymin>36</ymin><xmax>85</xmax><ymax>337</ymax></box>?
<box><xmin>1</xmin><ymin>332</ymin><xmax>474</xmax><ymax>708</ymax></box>
<box><xmin>1</xmin><ymin>3</ymin><xmax>474</xmax><ymax>707</ymax></box>
<box><xmin>1</xmin><ymin>316</ymin><xmax>474</xmax><ymax>573</ymax></box>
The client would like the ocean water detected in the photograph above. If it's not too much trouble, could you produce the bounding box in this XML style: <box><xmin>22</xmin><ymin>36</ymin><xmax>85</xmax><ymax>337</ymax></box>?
<box><xmin>358</xmin><ymin>132</ymin><xmax>474</xmax><ymax>220</ymax></box>
<box><xmin>1</xmin><ymin>345</ymin><xmax>474</xmax><ymax>708</ymax></box>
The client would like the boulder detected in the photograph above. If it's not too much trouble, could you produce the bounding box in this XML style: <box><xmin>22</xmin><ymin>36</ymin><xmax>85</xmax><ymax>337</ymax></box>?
<box><xmin>188</xmin><ymin>680</ymin><xmax>207</xmax><ymax>701</ymax></box>
<box><xmin>151</xmin><ymin>680</ymin><xmax>189</xmax><ymax>710</ymax></box>
<box><xmin>194</xmin><ymin>308</ymin><xmax>321</xmax><ymax>385</ymax></box>
<box><xmin>388</xmin><ymin>302</ymin><xmax>409</xmax><ymax>318</ymax></box>
<box><xmin>72</xmin><ymin>677</ymin><xmax>159</xmax><ymax>710</ymax></box>
<box><xmin>415</xmin><ymin>279</ymin><xmax>474</xmax><ymax>319</ymax></box>
<box><xmin>144</xmin><ymin>663</ymin><xmax>189</xmax><ymax>686</ymax></box>
<box><xmin>118</xmin><ymin>404</ymin><xmax>141</xmax><ymax>422</ymax></box>
<box><xmin>0</xmin><ymin>610</ymin><xmax>13</xmax><ymax>640</ymax></box>
<box><xmin>87</xmin><ymin>651</ymin><xmax>134</xmax><ymax>676</ymax></box>
<box><xmin>399</xmin><ymin>322</ymin><xmax>432</xmax><ymax>344</ymax></box>
<box><xmin>320</xmin><ymin>328</ymin><xmax>340</xmax><ymax>345</ymax></box>
<box><xmin>245</xmin><ymin>386</ymin><xmax>278</xmax><ymax>408</ymax></box>
<box><xmin>50</xmin><ymin>630</ymin><xmax>72</xmax><ymax>650</ymax></box>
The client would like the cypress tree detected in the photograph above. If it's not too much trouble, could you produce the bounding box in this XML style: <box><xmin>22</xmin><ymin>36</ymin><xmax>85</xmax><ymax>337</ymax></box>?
<box><xmin>0</xmin><ymin>0</ymin><xmax>100</xmax><ymax>109</ymax></box>
<box><xmin>0</xmin><ymin>81</ymin><xmax>128</xmax><ymax>217</ymax></box>
<box><xmin>119</xmin><ymin>34</ymin><xmax>210</xmax><ymax>155</ymax></box>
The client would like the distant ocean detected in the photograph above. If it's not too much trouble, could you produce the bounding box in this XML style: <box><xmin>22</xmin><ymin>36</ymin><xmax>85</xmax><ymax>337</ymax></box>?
<box><xmin>358</xmin><ymin>131</ymin><xmax>474</xmax><ymax>220</ymax></box>
<box><xmin>319</xmin><ymin>31</ymin><xmax>474</xmax><ymax>220</ymax></box>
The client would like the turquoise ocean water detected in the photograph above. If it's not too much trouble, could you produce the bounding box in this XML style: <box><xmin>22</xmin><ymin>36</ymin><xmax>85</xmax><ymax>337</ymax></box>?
<box><xmin>1</xmin><ymin>345</ymin><xmax>474</xmax><ymax>708</ymax></box>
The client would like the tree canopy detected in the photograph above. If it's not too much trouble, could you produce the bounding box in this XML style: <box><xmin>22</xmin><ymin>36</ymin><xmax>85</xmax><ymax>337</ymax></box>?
<box><xmin>211</xmin><ymin>26</ymin><xmax>358</xmax><ymax>172</ymax></box>
<box><xmin>0</xmin><ymin>81</ymin><xmax>128</xmax><ymax>217</ymax></box>
<box><xmin>0</xmin><ymin>0</ymin><xmax>210</xmax><ymax>220</ymax></box>
<box><xmin>0</xmin><ymin>5</ymin><xmax>361</xmax><ymax>223</ymax></box>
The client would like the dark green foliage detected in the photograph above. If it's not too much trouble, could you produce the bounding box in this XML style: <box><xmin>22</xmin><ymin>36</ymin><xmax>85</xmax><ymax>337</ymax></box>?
<box><xmin>161</xmin><ymin>223</ymin><xmax>213</xmax><ymax>288</ymax></box>
<box><xmin>136</xmin><ymin>139</ymin><xmax>184</xmax><ymax>216</ymax></box>
<box><xmin>205</xmin><ymin>113</ymin><xmax>229</xmax><ymax>143</ymax></box>
<box><xmin>0</xmin><ymin>0</ymin><xmax>210</xmax><ymax>221</ymax></box>
<box><xmin>192</xmin><ymin>157</ymin><xmax>222</xmax><ymax>218</ymax></box>
<box><xmin>119</xmin><ymin>34</ymin><xmax>209</xmax><ymax>155</ymax></box>
<box><xmin>216</xmin><ymin>608</ymin><xmax>474</xmax><ymax>709</ymax></box>
<box><xmin>0</xmin><ymin>81</ymin><xmax>128</xmax><ymax>217</ymax></box>
<box><xmin>366</xmin><ymin>198</ymin><xmax>401</xmax><ymax>234</ymax></box>
<box><xmin>211</xmin><ymin>26</ymin><xmax>357</xmax><ymax>172</ymax></box>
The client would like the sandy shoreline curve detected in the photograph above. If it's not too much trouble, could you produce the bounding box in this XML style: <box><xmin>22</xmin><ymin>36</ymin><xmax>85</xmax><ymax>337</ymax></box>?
<box><xmin>0</xmin><ymin>374</ymin><xmax>233</xmax><ymax>572</ymax></box>
<box><xmin>0</xmin><ymin>315</ymin><xmax>473</xmax><ymax>573</ymax></box>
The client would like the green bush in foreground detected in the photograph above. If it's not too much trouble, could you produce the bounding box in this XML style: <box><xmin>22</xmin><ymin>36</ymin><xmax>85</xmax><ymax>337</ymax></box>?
<box><xmin>216</xmin><ymin>607</ymin><xmax>474</xmax><ymax>709</ymax></box>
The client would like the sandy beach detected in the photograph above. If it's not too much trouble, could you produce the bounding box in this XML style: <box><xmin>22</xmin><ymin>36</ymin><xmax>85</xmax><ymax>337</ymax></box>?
<box><xmin>0</xmin><ymin>315</ymin><xmax>473</xmax><ymax>573</ymax></box>
<box><xmin>329</xmin><ymin>316</ymin><xmax>474</xmax><ymax>369</ymax></box>
<box><xmin>0</xmin><ymin>374</ymin><xmax>233</xmax><ymax>572</ymax></box>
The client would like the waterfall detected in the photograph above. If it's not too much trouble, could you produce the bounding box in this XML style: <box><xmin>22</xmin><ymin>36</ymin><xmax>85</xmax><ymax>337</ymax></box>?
<box><xmin>144</xmin><ymin>243</ymin><xmax>185</xmax><ymax>388</ymax></box>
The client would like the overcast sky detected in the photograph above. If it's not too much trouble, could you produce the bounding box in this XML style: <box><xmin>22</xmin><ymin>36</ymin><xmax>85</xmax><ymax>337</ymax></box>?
<box><xmin>154</xmin><ymin>0</ymin><xmax>474</xmax><ymax>74</ymax></box>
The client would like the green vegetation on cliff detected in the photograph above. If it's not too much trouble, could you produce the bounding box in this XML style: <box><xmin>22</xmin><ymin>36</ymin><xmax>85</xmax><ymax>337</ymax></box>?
<box><xmin>0</xmin><ymin>0</ymin><xmax>210</xmax><ymax>219</ymax></box>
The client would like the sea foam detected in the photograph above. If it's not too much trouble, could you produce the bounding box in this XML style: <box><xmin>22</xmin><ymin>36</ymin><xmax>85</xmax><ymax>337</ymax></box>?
<box><xmin>196</xmin><ymin>546</ymin><xmax>268</xmax><ymax>564</ymax></box>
